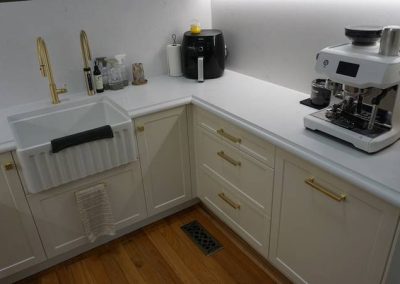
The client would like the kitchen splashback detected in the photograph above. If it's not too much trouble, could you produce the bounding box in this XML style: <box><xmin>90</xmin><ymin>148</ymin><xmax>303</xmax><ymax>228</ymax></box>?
<box><xmin>0</xmin><ymin>0</ymin><xmax>211</xmax><ymax>109</ymax></box>
<box><xmin>211</xmin><ymin>0</ymin><xmax>400</xmax><ymax>94</ymax></box>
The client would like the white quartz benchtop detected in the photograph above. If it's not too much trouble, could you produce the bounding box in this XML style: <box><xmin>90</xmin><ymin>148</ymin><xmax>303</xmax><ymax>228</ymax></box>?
<box><xmin>191</xmin><ymin>71</ymin><xmax>400</xmax><ymax>207</ymax></box>
<box><xmin>0</xmin><ymin>70</ymin><xmax>399</xmax><ymax>207</ymax></box>
<box><xmin>0</xmin><ymin>75</ymin><xmax>195</xmax><ymax>152</ymax></box>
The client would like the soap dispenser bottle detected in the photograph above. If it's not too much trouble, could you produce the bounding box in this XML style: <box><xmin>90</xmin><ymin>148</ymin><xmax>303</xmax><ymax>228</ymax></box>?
<box><xmin>115</xmin><ymin>54</ymin><xmax>129</xmax><ymax>86</ymax></box>
<box><xmin>108</xmin><ymin>58</ymin><xmax>124</xmax><ymax>90</ymax></box>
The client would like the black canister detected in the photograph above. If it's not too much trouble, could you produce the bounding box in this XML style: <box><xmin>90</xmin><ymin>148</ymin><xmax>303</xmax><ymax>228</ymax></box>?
<box><xmin>311</xmin><ymin>79</ymin><xmax>331</xmax><ymax>106</ymax></box>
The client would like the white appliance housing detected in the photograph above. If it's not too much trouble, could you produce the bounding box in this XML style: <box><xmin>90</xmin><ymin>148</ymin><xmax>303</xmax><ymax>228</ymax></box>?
<box><xmin>304</xmin><ymin>43</ymin><xmax>400</xmax><ymax>153</ymax></box>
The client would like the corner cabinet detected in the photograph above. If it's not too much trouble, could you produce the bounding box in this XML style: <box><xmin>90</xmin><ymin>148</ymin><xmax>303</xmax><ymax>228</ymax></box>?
<box><xmin>269</xmin><ymin>149</ymin><xmax>399</xmax><ymax>284</ymax></box>
<box><xmin>0</xmin><ymin>152</ymin><xmax>46</xmax><ymax>278</ymax></box>
<box><xmin>135</xmin><ymin>106</ymin><xmax>192</xmax><ymax>216</ymax></box>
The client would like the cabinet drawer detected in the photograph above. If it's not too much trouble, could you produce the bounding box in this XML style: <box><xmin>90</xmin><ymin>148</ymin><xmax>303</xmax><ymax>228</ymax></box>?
<box><xmin>198</xmin><ymin>169</ymin><xmax>270</xmax><ymax>258</ymax></box>
<box><xmin>197</xmin><ymin>126</ymin><xmax>273</xmax><ymax>213</ymax></box>
<box><xmin>28</xmin><ymin>162</ymin><xmax>147</xmax><ymax>258</ymax></box>
<box><xmin>195</xmin><ymin>107</ymin><xmax>275</xmax><ymax>168</ymax></box>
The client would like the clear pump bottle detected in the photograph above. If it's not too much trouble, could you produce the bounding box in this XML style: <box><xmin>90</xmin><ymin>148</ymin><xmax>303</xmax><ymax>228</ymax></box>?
<box><xmin>115</xmin><ymin>54</ymin><xmax>129</xmax><ymax>86</ymax></box>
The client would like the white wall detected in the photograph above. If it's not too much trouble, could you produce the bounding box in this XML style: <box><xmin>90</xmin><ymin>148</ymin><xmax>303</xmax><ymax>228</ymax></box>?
<box><xmin>0</xmin><ymin>0</ymin><xmax>211</xmax><ymax>109</ymax></box>
<box><xmin>212</xmin><ymin>0</ymin><xmax>400</xmax><ymax>94</ymax></box>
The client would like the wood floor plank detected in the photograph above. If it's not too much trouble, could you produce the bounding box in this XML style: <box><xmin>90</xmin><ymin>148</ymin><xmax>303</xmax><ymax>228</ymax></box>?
<box><xmin>66</xmin><ymin>260</ymin><xmax>93</xmax><ymax>284</ymax></box>
<box><xmin>37</xmin><ymin>270</ymin><xmax>59</xmax><ymax>284</ymax></box>
<box><xmin>17</xmin><ymin>205</ymin><xmax>290</xmax><ymax>284</ymax></box>
<box><xmin>183</xmin><ymin>208</ymin><xmax>276</xmax><ymax>284</ymax></box>
<box><xmin>98</xmin><ymin>244</ymin><xmax>130</xmax><ymax>284</ymax></box>
<box><xmin>81</xmin><ymin>252</ymin><xmax>111</xmax><ymax>284</ymax></box>
<box><xmin>159</xmin><ymin>219</ymin><xmax>219</xmax><ymax>282</ymax></box>
<box><xmin>144</xmin><ymin>221</ymin><xmax>202</xmax><ymax>284</ymax></box>
<box><xmin>103</xmin><ymin>243</ymin><xmax>147</xmax><ymax>284</ymax></box>
<box><xmin>55</xmin><ymin>266</ymin><xmax>74</xmax><ymax>284</ymax></box>
<box><xmin>122</xmin><ymin>230</ymin><xmax>183</xmax><ymax>284</ymax></box>
<box><xmin>195</xmin><ymin>206</ymin><xmax>291</xmax><ymax>284</ymax></box>
<box><xmin>163</xmin><ymin>212</ymin><xmax>238</xmax><ymax>283</ymax></box>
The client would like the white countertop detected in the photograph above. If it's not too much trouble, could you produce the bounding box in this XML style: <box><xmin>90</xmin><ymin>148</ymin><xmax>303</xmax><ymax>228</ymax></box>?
<box><xmin>1</xmin><ymin>70</ymin><xmax>399</xmax><ymax>207</ymax></box>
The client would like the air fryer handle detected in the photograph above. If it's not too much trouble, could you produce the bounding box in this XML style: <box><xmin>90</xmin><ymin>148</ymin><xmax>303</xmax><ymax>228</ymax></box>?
<box><xmin>198</xmin><ymin>56</ymin><xmax>204</xmax><ymax>83</ymax></box>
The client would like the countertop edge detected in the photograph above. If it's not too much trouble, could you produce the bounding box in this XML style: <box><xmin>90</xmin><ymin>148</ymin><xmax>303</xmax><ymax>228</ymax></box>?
<box><xmin>127</xmin><ymin>97</ymin><xmax>193</xmax><ymax>118</ymax></box>
<box><xmin>192</xmin><ymin>97</ymin><xmax>400</xmax><ymax>208</ymax></box>
<box><xmin>0</xmin><ymin>140</ymin><xmax>16</xmax><ymax>153</ymax></box>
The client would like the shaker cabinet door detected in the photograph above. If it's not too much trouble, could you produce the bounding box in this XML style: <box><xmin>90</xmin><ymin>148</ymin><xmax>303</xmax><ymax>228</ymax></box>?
<box><xmin>28</xmin><ymin>163</ymin><xmax>147</xmax><ymax>258</ymax></box>
<box><xmin>269</xmin><ymin>149</ymin><xmax>399</xmax><ymax>284</ymax></box>
<box><xmin>135</xmin><ymin>106</ymin><xmax>192</xmax><ymax>216</ymax></box>
<box><xmin>0</xmin><ymin>152</ymin><xmax>46</xmax><ymax>279</ymax></box>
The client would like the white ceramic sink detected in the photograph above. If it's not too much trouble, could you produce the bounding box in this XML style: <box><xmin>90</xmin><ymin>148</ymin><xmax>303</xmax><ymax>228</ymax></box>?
<box><xmin>8</xmin><ymin>96</ymin><xmax>137</xmax><ymax>194</ymax></box>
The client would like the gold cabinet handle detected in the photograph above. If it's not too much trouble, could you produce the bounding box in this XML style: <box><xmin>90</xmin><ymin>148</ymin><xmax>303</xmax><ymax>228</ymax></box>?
<box><xmin>305</xmin><ymin>177</ymin><xmax>346</xmax><ymax>202</ymax></box>
<box><xmin>217</xmin><ymin>151</ymin><xmax>241</xmax><ymax>167</ymax></box>
<box><xmin>217</xmin><ymin>129</ymin><xmax>242</xmax><ymax>144</ymax></box>
<box><xmin>136</xmin><ymin>126</ymin><xmax>144</xmax><ymax>132</ymax></box>
<box><xmin>218</xmin><ymin>193</ymin><xmax>240</xmax><ymax>210</ymax></box>
<box><xmin>3</xmin><ymin>162</ymin><xmax>15</xmax><ymax>171</ymax></box>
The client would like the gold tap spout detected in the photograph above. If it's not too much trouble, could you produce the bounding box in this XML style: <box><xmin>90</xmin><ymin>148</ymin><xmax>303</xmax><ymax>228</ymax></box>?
<box><xmin>36</xmin><ymin>37</ymin><xmax>67</xmax><ymax>104</ymax></box>
<box><xmin>80</xmin><ymin>30</ymin><xmax>95</xmax><ymax>96</ymax></box>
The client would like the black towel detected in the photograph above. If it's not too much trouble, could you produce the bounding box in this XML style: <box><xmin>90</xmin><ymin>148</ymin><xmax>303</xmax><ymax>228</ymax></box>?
<box><xmin>51</xmin><ymin>125</ymin><xmax>114</xmax><ymax>153</ymax></box>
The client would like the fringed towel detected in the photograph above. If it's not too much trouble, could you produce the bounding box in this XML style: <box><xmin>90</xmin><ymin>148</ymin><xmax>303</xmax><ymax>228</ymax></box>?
<box><xmin>75</xmin><ymin>183</ymin><xmax>115</xmax><ymax>242</ymax></box>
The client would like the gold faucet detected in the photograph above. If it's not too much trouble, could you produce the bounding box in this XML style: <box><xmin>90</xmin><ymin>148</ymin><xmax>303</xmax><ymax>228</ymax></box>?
<box><xmin>36</xmin><ymin>37</ymin><xmax>67</xmax><ymax>104</ymax></box>
<box><xmin>80</xmin><ymin>30</ymin><xmax>95</xmax><ymax>96</ymax></box>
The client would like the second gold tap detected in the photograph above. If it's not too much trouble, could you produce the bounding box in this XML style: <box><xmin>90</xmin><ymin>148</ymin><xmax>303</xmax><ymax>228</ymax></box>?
<box><xmin>80</xmin><ymin>30</ymin><xmax>95</xmax><ymax>96</ymax></box>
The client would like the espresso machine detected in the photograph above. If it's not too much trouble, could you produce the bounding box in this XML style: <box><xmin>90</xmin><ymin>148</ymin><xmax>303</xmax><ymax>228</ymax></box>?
<box><xmin>304</xmin><ymin>26</ymin><xmax>400</xmax><ymax>153</ymax></box>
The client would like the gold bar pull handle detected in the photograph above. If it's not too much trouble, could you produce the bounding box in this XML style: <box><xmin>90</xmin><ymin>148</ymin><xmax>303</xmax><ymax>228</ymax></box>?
<box><xmin>217</xmin><ymin>151</ymin><xmax>241</xmax><ymax>167</ymax></box>
<box><xmin>3</xmin><ymin>162</ymin><xmax>15</xmax><ymax>171</ymax></box>
<box><xmin>305</xmin><ymin>177</ymin><xmax>346</xmax><ymax>202</ymax></box>
<box><xmin>218</xmin><ymin>193</ymin><xmax>240</xmax><ymax>210</ymax></box>
<box><xmin>217</xmin><ymin>129</ymin><xmax>242</xmax><ymax>144</ymax></box>
<box><xmin>136</xmin><ymin>126</ymin><xmax>144</xmax><ymax>132</ymax></box>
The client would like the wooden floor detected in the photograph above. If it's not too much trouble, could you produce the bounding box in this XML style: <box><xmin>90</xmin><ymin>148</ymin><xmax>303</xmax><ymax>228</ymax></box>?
<box><xmin>18</xmin><ymin>205</ymin><xmax>291</xmax><ymax>284</ymax></box>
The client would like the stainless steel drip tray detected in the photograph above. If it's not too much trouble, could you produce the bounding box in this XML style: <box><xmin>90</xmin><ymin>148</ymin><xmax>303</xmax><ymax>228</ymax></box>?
<box><xmin>311</xmin><ymin>109</ymin><xmax>390</xmax><ymax>138</ymax></box>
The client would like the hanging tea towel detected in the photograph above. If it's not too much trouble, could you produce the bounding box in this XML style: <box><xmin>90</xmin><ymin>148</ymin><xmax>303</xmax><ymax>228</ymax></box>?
<box><xmin>75</xmin><ymin>183</ymin><xmax>116</xmax><ymax>242</ymax></box>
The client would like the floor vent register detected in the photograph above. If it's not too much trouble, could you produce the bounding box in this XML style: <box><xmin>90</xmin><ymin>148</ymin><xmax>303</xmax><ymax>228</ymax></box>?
<box><xmin>181</xmin><ymin>220</ymin><xmax>223</xmax><ymax>256</ymax></box>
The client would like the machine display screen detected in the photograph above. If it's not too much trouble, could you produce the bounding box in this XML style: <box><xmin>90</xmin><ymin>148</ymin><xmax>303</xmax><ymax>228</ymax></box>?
<box><xmin>336</xmin><ymin>61</ymin><xmax>360</xmax><ymax>77</ymax></box>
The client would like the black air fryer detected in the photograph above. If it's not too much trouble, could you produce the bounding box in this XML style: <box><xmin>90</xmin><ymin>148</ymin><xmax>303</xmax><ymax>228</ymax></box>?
<box><xmin>181</xmin><ymin>29</ymin><xmax>226</xmax><ymax>82</ymax></box>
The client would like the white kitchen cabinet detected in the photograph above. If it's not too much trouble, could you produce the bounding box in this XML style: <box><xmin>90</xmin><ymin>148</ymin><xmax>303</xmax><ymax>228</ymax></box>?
<box><xmin>194</xmin><ymin>107</ymin><xmax>275</xmax><ymax>167</ymax></box>
<box><xmin>135</xmin><ymin>106</ymin><xmax>192</xmax><ymax>216</ymax></box>
<box><xmin>270</xmin><ymin>149</ymin><xmax>399</xmax><ymax>284</ymax></box>
<box><xmin>198</xmin><ymin>169</ymin><xmax>271</xmax><ymax>258</ymax></box>
<box><xmin>28</xmin><ymin>162</ymin><xmax>147</xmax><ymax>258</ymax></box>
<box><xmin>193</xmin><ymin>107</ymin><xmax>275</xmax><ymax>257</ymax></box>
<box><xmin>196</xmin><ymin>127</ymin><xmax>274</xmax><ymax>212</ymax></box>
<box><xmin>0</xmin><ymin>152</ymin><xmax>46</xmax><ymax>279</ymax></box>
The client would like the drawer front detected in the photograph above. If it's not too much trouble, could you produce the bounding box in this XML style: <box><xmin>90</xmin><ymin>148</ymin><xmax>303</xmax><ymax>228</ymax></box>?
<box><xmin>197</xmin><ymin>126</ymin><xmax>273</xmax><ymax>213</ymax></box>
<box><xmin>28</xmin><ymin>163</ymin><xmax>147</xmax><ymax>258</ymax></box>
<box><xmin>195</xmin><ymin>107</ymin><xmax>275</xmax><ymax>168</ymax></box>
<box><xmin>198</xmin><ymin>169</ymin><xmax>270</xmax><ymax>258</ymax></box>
